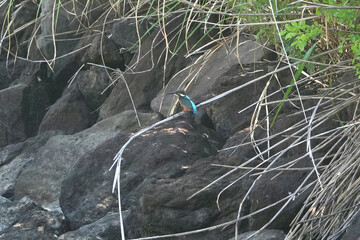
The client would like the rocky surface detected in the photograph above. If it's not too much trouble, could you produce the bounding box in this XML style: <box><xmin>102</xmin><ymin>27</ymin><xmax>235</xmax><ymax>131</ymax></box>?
<box><xmin>0</xmin><ymin>196</ymin><xmax>36</xmax><ymax>233</ymax></box>
<box><xmin>37</xmin><ymin>83</ymin><xmax>91</xmax><ymax>135</ymax></box>
<box><xmin>59</xmin><ymin>132</ymin><xmax>126</xmax><ymax>229</ymax></box>
<box><xmin>0</xmin><ymin>131</ymin><xmax>59</xmax><ymax>199</ymax></box>
<box><xmin>0</xmin><ymin>84</ymin><xmax>27</xmax><ymax>148</ymax></box>
<box><xmin>57</xmin><ymin>212</ymin><xmax>122</xmax><ymax>240</ymax></box>
<box><xmin>0</xmin><ymin>197</ymin><xmax>68</xmax><ymax>239</ymax></box>
<box><xmin>97</xmin><ymin>14</ymin><xmax>216</xmax><ymax>121</ymax></box>
<box><xmin>150</xmin><ymin>38</ymin><xmax>287</xmax><ymax>138</ymax></box>
<box><xmin>14</xmin><ymin>110</ymin><xmax>160</xmax><ymax>212</ymax></box>
<box><xmin>228</xmin><ymin>229</ymin><xmax>286</xmax><ymax>240</ymax></box>
<box><xmin>0</xmin><ymin>8</ymin><xmax>353</xmax><ymax>240</ymax></box>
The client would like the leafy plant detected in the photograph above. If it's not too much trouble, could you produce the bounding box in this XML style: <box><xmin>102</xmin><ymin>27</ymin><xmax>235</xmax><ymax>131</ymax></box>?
<box><xmin>281</xmin><ymin>21</ymin><xmax>323</xmax><ymax>52</ymax></box>
<box><xmin>271</xmin><ymin>42</ymin><xmax>318</xmax><ymax>128</ymax></box>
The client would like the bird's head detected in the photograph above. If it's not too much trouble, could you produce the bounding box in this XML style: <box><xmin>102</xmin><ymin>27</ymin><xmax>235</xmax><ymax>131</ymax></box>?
<box><xmin>168</xmin><ymin>89</ymin><xmax>187</xmax><ymax>98</ymax></box>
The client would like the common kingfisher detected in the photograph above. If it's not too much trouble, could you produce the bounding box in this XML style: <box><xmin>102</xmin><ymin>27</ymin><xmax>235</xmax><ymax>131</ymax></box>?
<box><xmin>169</xmin><ymin>89</ymin><xmax>198</xmax><ymax>114</ymax></box>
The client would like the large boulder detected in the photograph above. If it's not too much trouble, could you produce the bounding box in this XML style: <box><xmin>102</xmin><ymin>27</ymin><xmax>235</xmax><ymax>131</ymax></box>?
<box><xmin>135</xmin><ymin>108</ymin><xmax>338</xmax><ymax>238</ymax></box>
<box><xmin>14</xmin><ymin>110</ymin><xmax>160</xmax><ymax>211</ymax></box>
<box><xmin>119</xmin><ymin>118</ymin><xmax>248</xmax><ymax>239</ymax></box>
<box><xmin>59</xmin><ymin>132</ymin><xmax>126</xmax><ymax>229</ymax></box>
<box><xmin>247</xmin><ymin>157</ymin><xmax>316</xmax><ymax>232</ymax></box>
<box><xmin>151</xmin><ymin>36</ymin><xmax>280</xmax><ymax>138</ymax></box>
<box><xmin>0</xmin><ymin>84</ymin><xmax>27</xmax><ymax>147</ymax></box>
<box><xmin>76</xmin><ymin>66</ymin><xmax>112</xmax><ymax>112</ymax></box>
<box><xmin>58</xmin><ymin>213</ymin><xmax>122</xmax><ymax>240</ymax></box>
<box><xmin>61</xmin><ymin>115</ymin><xmax>225</xmax><ymax>238</ymax></box>
<box><xmin>38</xmin><ymin>83</ymin><xmax>91</xmax><ymax>135</ymax></box>
<box><xmin>135</xmin><ymin>120</ymin><xmax>260</xmax><ymax>240</ymax></box>
<box><xmin>0</xmin><ymin>131</ymin><xmax>59</xmax><ymax>199</ymax></box>
<box><xmin>0</xmin><ymin>197</ymin><xmax>68</xmax><ymax>240</ymax></box>
<box><xmin>59</xmin><ymin>111</ymin><xmax>161</xmax><ymax>231</ymax></box>
<box><xmin>0</xmin><ymin>59</ymin><xmax>29</xmax><ymax>90</ymax></box>
<box><xmin>81</xmin><ymin>36</ymin><xmax>125</xmax><ymax>69</ymax></box>
<box><xmin>0</xmin><ymin>197</ymin><xmax>36</xmax><ymax>233</ymax></box>
<box><xmin>111</xmin><ymin>18</ymin><xmax>152</xmax><ymax>51</ymax></box>
<box><xmin>98</xmin><ymin>14</ymin><xmax>215</xmax><ymax>121</ymax></box>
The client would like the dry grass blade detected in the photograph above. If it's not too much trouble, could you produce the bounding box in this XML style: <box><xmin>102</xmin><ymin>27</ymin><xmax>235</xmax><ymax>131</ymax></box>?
<box><xmin>111</xmin><ymin>69</ymin><xmax>142</xmax><ymax>128</ymax></box>
<box><xmin>287</xmin><ymin>122</ymin><xmax>360</xmax><ymax>239</ymax></box>
<box><xmin>284</xmin><ymin>78</ymin><xmax>360</xmax><ymax>239</ymax></box>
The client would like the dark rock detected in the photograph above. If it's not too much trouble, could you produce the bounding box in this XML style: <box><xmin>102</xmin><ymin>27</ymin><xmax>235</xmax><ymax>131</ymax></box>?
<box><xmin>0</xmin><ymin>131</ymin><xmax>59</xmax><ymax>199</ymax></box>
<box><xmin>98</xmin><ymin>14</ymin><xmax>214</xmax><ymax>121</ymax></box>
<box><xmin>14</xmin><ymin>131</ymin><xmax>120</xmax><ymax>211</ymax></box>
<box><xmin>38</xmin><ymin>83</ymin><xmax>91</xmax><ymax>135</ymax></box>
<box><xmin>227</xmin><ymin>229</ymin><xmax>286</xmax><ymax>240</ymax></box>
<box><xmin>59</xmin><ymin>133</ymin><xmax>126</xmax><ymax>229</ymax></box>
<box><xmin>0</xmin><ymin>60</ymin><xmax>28</xmax><ymax>90</ymax></box>
<box><xmin>0</xmin><ymin>197</ymin><xmax>37</xmax><ymax>233</ymax></box>
<box><xmin>0</xmin><ymin>198</ymin><xmax>68</xmax><ymax>240</ymax></box>
<box><xmin>81</xmin><ymin>36</ymin><xmax>124</xmax><ymax>69</ymax></box>
<box><xmin>151</xmin><ymin>36</ymin><xmax>280</xmax><ymax>138</ymax></box>
<box><xmin>139</xmin><ymin>161</ymin><xmax>251</xmax><ymax>240</ymax></box>
<box><xmin>76</xmin><ymin>66</ymin><xmax>112</xmax><ymax>111</ymax></box>
<box><xmin>246</xmin><ymin>156</ymin><xmax>316</xmax><ymax>232</ymax></box>
<box><xmin>111</xmin><ymin>18</ymin><xmax>152</xmax><ymax>50</ymax></box>
<box><xmin>0</xmin><ymin>62</ymin><xmax>13</xmax><ymax>90</ymax></box>
<box><xmin>35</xmin><ymin>0</ymin><xmax>81</xmax><ymax>62</ymax></box>
<box><xmin>107</xmin><ymin>119</ymin><xmax>243</xmax><ymax>238</ymax></box>
<box><xmin>92</xmin><ymin>110</ymin><xmax>162</xmax><ymax>133</ymax></box>
<box><xmin>151</xmin><ymin>35</ymin><xmax>267</xmax><ymax>114</ymax></box>
<box><xmin>0</xmin><ymin>84</ymin><xmax>27</xmax><ymax>148</ymax></box>
<box><xmin>14</xmin><ymin>110</ymin><xmax>160</xmax><ymax>211</ymax></box>
<box><xmin>60</xmin><ymin>116</ymin><xmax>222</xmax><ymax>234</ymax></box>
<box><xmin>22</xmin><ymin>77</ymin><xmax>51</xmax><ymax>137</ymax></box>
<box><xmin>11</xmin><ymin>62</ymin><xmax>52</xmax><ymax>138</ymax></box>
<box><xmin>136</xmin><ymin>133</ymin><xmax>255</xmax><ymax>239</ymax></box>
<box><xmin>10</xmin><ymin>1</ymin><xmax>38</xmax><ymax>57</ymax></box>
<box><xmin>216</xmin><ymin>118</ymin><xmax>317</xmax><ymax>233</ymax></box>
<box><xmin>0</xmin><ymin>142</ymin><xmax>24</xmax><ymax>166</ymax></box>
<box><xmin>58</xmin><ymin>212</ymin><xmax>123</xmax><ymax>240</ymax></box>
<box><xmin>333</xmin><ymin>70</ymin><xmax>359</xmax><ymax>122</ymax></box>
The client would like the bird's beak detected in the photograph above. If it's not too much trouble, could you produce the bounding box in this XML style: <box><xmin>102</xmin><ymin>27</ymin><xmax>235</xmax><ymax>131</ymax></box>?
<box><xmin>167</xmin><ymin>92</ymin><xmax>175</xmax><ymax>95</ymax></box>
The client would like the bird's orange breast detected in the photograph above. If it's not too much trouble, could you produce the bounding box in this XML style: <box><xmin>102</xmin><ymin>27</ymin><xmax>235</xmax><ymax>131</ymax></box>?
<box><xmin>180</xmin><ymin>104</ymin><xmax>192</xmax><ymax>112</ymax></box>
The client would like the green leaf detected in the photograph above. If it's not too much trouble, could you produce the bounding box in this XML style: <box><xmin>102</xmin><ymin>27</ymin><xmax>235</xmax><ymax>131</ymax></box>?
<box><xmin>285</xmin><ymin>32</ymin><xmax>296</xmax><ymax>39</ymax></box>
<box><xmin>271</xmin><ymin>42</ymin><xmax>318</xmax><ymax>128</ymax></box>
<box><xmin>299</xmin><ymin>42</ymin><xmax>306</xmax><ymax>51</ymax></box>
<box><xmin>285</xmin><ymin>24</ymin><xmax>295</xmax><ymax>31</ymax></box>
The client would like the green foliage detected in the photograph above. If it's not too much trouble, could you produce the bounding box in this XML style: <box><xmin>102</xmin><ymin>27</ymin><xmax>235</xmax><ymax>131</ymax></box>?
<box><xmin>316</xmin><ymin>0</ymin><xmax>360</xmax><ymax>75</ymax></box>
<box><xmin>352</xmin><ymin>41</ymin><xmax>360</xmax><ymax>76</ymax></box>
<box><xmin>281</xmin><ymin>21</ymin><xmax>323</xmax><ymax>52</ymax></box>
<box><xmin>271</xmin><ymin>42</ymin><xmax>318</xmax><ymax>128</ymax></box>
<box><xmin>227</xmin><ymin>0</ymin><xmax>360</xmax><ymax>76</ymax></box>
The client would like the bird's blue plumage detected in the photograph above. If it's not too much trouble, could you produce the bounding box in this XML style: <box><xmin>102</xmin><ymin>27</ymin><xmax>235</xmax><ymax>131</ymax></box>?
<box><xmin>185</xmin><ymin>95</ymin><xmax>198</xmax><ymax>114</ymax></box>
